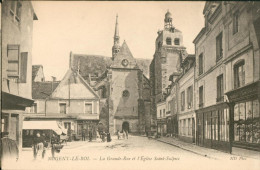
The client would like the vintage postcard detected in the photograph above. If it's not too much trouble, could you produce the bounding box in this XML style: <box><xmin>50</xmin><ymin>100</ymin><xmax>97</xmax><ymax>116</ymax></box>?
<box><xmin>1</xmin><ymin>0</ymin><xmax>260</xmax><ymax>170</ymax></box>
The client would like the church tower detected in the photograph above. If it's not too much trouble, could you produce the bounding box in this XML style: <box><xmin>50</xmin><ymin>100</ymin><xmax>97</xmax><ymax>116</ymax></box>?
<box><xmin>112</xmin><ymin>14</ymin><xmax>120</xmax><ymax>60</ymax></box>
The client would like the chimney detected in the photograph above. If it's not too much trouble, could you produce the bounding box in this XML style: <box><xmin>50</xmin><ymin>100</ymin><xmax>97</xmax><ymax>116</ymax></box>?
<box><xmin>51</xmin><ymin>76</ymin><xmax>56</xmax><ymax>93</ymax></box>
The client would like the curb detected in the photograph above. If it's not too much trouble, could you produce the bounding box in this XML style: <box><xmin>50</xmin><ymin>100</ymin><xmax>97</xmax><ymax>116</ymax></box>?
<box><xmin>154</xmin><ymin>138</ymin><xmax>218</xmax><ymax>160</ymax></box>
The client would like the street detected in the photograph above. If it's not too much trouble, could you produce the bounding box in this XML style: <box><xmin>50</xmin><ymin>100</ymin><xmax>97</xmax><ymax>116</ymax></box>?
<box><xmin>3</xmin><ymin>135</ymin><xmax>258</xmax><ymax>170</ymax></box>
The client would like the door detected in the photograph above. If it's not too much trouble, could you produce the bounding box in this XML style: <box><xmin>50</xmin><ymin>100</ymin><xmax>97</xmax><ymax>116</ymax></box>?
<box><xmin>192</xmin><ymin>118</ymin><xmax>195</xmax><ymax>143</ymax></box>
<box><xmin>10</xmin><ymin>114</ymin><xmax>18</xmax><ymax>143</ymax></box>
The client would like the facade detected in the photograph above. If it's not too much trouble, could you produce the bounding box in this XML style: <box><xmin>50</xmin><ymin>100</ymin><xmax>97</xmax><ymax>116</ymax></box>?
<box><xmin>156</xmin><ymin>101</ymin><xmax>166</xmax><ymax>136</ymax></box>
<box><xmin>177</xmin><ymin>56</ymin><xmax>196</xmax><ymax>143</ymax></box>
<box><xmin>224</xmin><ymin>2</ymin><xmax>260</xmax><ymax>154</ymax></box>
<box><xmin>24</xmin><ymin>68</ymin><xmax>100</xmax><ymax>141</ymax></box>
<box><xmin>71</xmin><ymin>16</ymin><xmax>151</xmax><ymax>135</ymax></box>
<box><xmin>193</xmin><ymin>1</ymin><xmax>260</xmax><ymax>153</ymax></box>
<box><xmin>32</xmin><ymin>65</ymin><xmax>45</xmax><ymax>82</ymax></box>
<box><xmin>1</xmin><ymin>0</ymin><xmax>37</xmax><ymax>150</ymax></box>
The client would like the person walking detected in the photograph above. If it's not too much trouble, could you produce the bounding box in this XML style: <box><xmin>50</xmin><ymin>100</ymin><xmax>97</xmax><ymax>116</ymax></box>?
<box><xmin>50</xmin><ymin>134</ymin><xmax>59</xmax><ymax>158</ymax></box>
<box><xmin>88</xmin><ymin>128</ymin><xmax>93</xmax><ymax>142</ymax></box>
<box><xmin>32</xmin><ymin>132</ymin><xmax>44</xmax><ymax>160</ymax></box>
<box><xmin>125</xmin><ymin>130</ymin><xmax>129</xmax><ymax>139</ymax></box>
<box><xmin>41</xmin><ymin>133</ymin><xmax>48</xmax><ymax>159</ymax></box>
<box><xmin>82</xmin><ymin>129</ymin><xmax>86</xmax><ymax>141</ymax></box>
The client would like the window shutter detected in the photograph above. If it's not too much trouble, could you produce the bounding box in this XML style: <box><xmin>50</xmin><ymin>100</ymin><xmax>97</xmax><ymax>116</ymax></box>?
<box><xmin>20</xmin><ymin>52</ymin><xmax>28</xmax><ymax>83</ymax></box>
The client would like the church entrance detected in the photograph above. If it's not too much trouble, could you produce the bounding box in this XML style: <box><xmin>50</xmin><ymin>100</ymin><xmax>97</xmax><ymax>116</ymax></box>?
<box><xmin>122</xmin><ymin>121</ymin><xmax>130</xmax><ymax>133</ymax></box>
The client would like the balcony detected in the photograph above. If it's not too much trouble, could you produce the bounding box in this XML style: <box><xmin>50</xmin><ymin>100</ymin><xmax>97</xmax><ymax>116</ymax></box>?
<box><xmin>216</xmin><ymin>96</ymin><xmax>224</xmax><ymax>102</ymax></box>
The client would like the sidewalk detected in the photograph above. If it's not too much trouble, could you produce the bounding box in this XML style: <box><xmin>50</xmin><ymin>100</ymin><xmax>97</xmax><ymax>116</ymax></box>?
<box><xmin>154</xmin><ymin>136</ymin><xmax>257</xmax><ymax>160</ymax></box>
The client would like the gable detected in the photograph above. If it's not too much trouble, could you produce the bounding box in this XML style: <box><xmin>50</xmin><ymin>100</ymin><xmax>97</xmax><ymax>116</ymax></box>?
<box><xmin>110</xmin><ymin>41</ymin><xmax>138</xmax><ymax>69</ymax></box>
<box><xmin>51</xmin><ymin>69</ymin><xmax>99</xmax><ymax>99</ymax></box>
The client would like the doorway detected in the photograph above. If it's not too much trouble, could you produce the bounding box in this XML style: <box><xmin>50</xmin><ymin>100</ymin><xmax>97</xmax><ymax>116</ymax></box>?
<box><xmin>122</xmin><ymin>121</ymin><xmax>130</xmax><ymax>133</ymax></box>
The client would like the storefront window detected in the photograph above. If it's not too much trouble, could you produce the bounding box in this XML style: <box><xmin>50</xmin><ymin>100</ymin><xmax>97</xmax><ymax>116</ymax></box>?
<box><xmin>234</xmin><ymin>99</ymin><xmax>260</xmax><ymax>144</ymax></box>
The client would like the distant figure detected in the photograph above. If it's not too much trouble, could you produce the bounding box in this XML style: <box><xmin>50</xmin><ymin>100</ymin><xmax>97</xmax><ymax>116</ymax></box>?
<box><xmin>51</xmin><ymin>134</ymin><xmax>59</xmax><ymax>158</ymax></box>
<box><xmin>1</xmin><ymin>132</ymin><xmax>19</xmax><ymax>163</ymax></box>
<box><xmin>32</xmin><ymin>132</ymin><xmax>44</xmax><ymax>160</ymax></box>
<box><xmin>122</xmin><ymin>130</ymin><xmax>126</xmax><ymax>139</ymax></box>
<box><xmin>124</xmin><ymin>130</ymin><xmax>128</xmax><ymax>139</ymax></box>
<box><xmin>89</xmin><ymin>128</ymin><xmax>93</xmax><ymax>142</ymax></box>
<box><xmin>107</xmin><ymin>132</ymin><xmax>111</xmax><ymax>142</ymax></box>
<box><xmin>117</xmin><ymin>130</ymin><xmax>120</xmax><ymax>140</ymax></box>
<box><xmin>82</xmin><ymin>129</ymin><xmax>86</xmax><ymax>141</ymax></box>
<box><xmin>41</xmin><ymin>133</ymin><xmax>48</xmax><ymax>159</ymax></box>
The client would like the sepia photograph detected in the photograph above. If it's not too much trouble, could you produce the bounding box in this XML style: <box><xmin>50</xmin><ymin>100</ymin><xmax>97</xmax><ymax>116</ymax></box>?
<box><xmin>1</xmin><ymin>0</ymin><xmax>260</xmax><ymax>169</ymax></box>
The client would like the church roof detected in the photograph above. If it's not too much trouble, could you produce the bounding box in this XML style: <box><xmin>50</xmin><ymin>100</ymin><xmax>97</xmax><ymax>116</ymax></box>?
<box><xmin>71</xmin><ymin>53</ymin><xmax>151</xmax><ymax>79</ymax></box>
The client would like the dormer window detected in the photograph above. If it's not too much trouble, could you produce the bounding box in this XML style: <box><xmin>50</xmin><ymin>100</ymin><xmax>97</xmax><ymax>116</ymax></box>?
<box><xmin>174</xmin><ymin>38</ymin><xmax>180</xmax><ymax>45</ymax></box>
<box><xmin>166</xmin><ymin>38</ymin><xmax>172</xmax><ymax>45</ymax></box>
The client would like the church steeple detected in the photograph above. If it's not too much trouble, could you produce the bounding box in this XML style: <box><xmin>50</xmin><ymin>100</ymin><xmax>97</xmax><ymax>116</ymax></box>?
<box><xmin>112</xmin><ymin>14</ymin><xmax>120</xmax><ymax>60</ymax></box>
<box><xmin>164</xmin><ymin>10</ymin><xmax>175</xmax><ymax>32</ymax></box>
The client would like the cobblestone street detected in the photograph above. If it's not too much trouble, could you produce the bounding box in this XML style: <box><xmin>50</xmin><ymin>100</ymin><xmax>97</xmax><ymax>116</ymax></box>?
<box><xmin>2</xmin><ymin>136</ymin><xmax>258</xmax><ymax>170</ymax></box>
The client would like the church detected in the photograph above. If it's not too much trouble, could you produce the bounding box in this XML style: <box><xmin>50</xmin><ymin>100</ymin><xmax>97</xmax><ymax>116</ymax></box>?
<box><xmin>70</xmin><ymin>15</ymin><xmax>151</xmax><ymax>135</ymax></box>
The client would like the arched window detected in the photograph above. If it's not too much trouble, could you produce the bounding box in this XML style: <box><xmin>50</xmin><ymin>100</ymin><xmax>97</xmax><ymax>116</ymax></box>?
<box><xmin>166</xmin><ymin>37</ymin><xmax>172</xmax><ymax>45</ymax></box>
<box><xmin>174</xmin><ymin>38</ymin><xmax>180</xmax><ymax>45</ymax></box>
<box><xmin>234</xmin><ymin>59</ymin><xmax>245</xmax><ymax>89</ymax></box>
<box><xmin>122</xmin><ymin>90</ymin><xmax>130</xmax><ymax>98</ymax></box>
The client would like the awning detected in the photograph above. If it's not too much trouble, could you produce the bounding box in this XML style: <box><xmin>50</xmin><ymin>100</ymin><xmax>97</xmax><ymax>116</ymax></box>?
<box><xmin>23</xmin><ymin>121</ymin><xmax>64</xmax><ymax>135</ymax></box>
<box><xmin>2</xmin><ymin>91</ymin><xmax>34</xmax><ymax>110</ymax></box>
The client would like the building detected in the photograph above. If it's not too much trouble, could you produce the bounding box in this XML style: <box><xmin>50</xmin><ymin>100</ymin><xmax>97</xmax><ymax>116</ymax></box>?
<box><xmin>177</xmin><ymin>55</ymin><xmax>196</xmax><ymax>143</ymax></box>
<box><xmin>70</xmin><ymin>15</ymin><xmax>151</xmax><ymax>135</ymax></box>
<box><xmin>193</xmin><ymin>1</ymin><xmax>260</xmax><ymax>154</ymax></box>
<box><xmin>24</xmin><ymin>67</ymin><xmax>100</xmax><ymax>141</ymax></box>
<box><xmin>156</xmin><ymin>101</ymin><xmax>166</xmax><ymax>136</ymax></box>
<box><xmin>149</xmin><ymin>10</ymin><xmax>190</xmax><ymax>134</ymax></box>
<box><xmin>224</xmin><ymin>2</ymin><xmax>260</xmax><ymax>155</ymax></box>
<box><xmin>32</xmin><ymin>65</ymin><xmax>45</xmax><ymax>82</ymax></box>
<box><xmin>1</xmin><ymin>0</ymin><xmax>37</xmax><ymax>150</ymax></box>
<box><xmin>165</xmin><ymin>72</ymin><xmax>180</xmax><ymax>137</ymax></box>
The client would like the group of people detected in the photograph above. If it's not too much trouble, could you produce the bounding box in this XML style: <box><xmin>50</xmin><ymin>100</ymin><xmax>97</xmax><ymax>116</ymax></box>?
<box><xmin>117</xmin><ymin>130</ymin><xmax>129</xmax><ymax>140</ymax></box>
<box><xmin>81</xmin><ymin>128</ymin><xmax>93</xmax><ymax>142</ymax></box>
<box><xmin>97</xmin><ymin>131</ymin><xmax>111</xmax><ymax>142</ymax></box>
<box><xmin>32</xmin><ymin>132</ymin><xmax>61</xmax><ymax>160</ymax></box>
<box><xmin>1</xmin><ymin>132</ymin><xmax>19</xmax><ymax>163</ymax></box>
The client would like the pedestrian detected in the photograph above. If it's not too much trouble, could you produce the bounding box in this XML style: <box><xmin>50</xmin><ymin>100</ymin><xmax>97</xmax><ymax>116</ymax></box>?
<box><xmin>51</xmin><ymin>134</ymin><xmax>59</xmax><ymax>158</ymax></box>
<box><xmin>32</xmin><ymin>132</ymin><xmax>44</xmax><ymax>160</ymax></box>
<box><xmin>125</xmin><ymin>130</ymin><xmax>128</xmax><ymax>139</ymax></box>
<box><xmin>41</xmin><ymin>133</ymin><xmax>48</xmax><ymax>159</ymax></box>
<box><xmin>107</xmin><ymin>132</ymin><xmax>111</xmax><ymax>142</ymax></box>
<box><xmin>122</xmin><ymin>130</ymin><xmax>125</xmax><ymax>139</ymax></box>
<box><xmin>82</xmin><ymin>129</ymin><xmax>86</xmax><ymax>141</ymax></box>
<box><xmin>1</xmin><ymin>132</ymin><xmax>19</xmax><ymax>163</ymax></box>
<box><xmin>117</xmin><ymin>130</ymin><xmax>120</xmax><ymax>140</ymax></box>
<box><xmin>89</xmin><ymin>128</ymin><xmax>93</xmax><ymax>142</ymax></box>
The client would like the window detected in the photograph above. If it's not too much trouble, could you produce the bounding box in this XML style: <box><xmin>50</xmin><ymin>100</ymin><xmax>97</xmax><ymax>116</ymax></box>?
<box><xmin>181</xmin><ymin>91</ymin><xmax>185</xmax><ymax>111</ymax></box>
<box><xmin>187</xmin><ymin>86</ymin><xmax>193</xmax><ymax>108</ymax></box>
<box><xmin>1</xmin><ymin>114</ymin><xmax>9</xmax><ymax>133</ymax></box>
<box><xmin>31</xmin><ymin>103</ymin><xmax>37</xmax><ymax>113</ymax></box>
<box><xmin>174</xmin><ymin>38</ymin><xmax>180</xmax><ymax>45</ymax></box>
<box><xmin>216</xmin><ymin>74</ymin><xmax>224</xmax><ymax>102</ymax></box>
<box><xmin>10</xmin><ymin>1</ymin><xmax>22</xmax><ymax>22</ymax></box>
<box><xmin>199</xmin><ymin>53</ymin><xmax>203</xmax><ymax>75</ymax></box>
<box><xmin>163</xmin><ymin>109</ymin><xmax>165</xmax><ymax>117</ymax></box>
<box><xmin>199</xmin><ymin>86</ymin><xmax>203</xmax><ymax>108</ymax></box>
<box><xmin>59</xmin><ymin>103</ymin><xmax>66</xmax><ymax>114</ymax></box>
<box><xmin>234</xmin><ymin>60</ymin><xmax>245</xmax><ymax>89</ymax></box>
<box><xmin>216</xmin><ymin>32</ymin><xmax>223</xmax><ymax>61</ymax></box>
<box><xmin>7</xmin><ymin>45</ymin><xmax>20</xmax><ymax>77</ymax></box>
<box><xmin>234</xmin><ymin>100</ymin><xmax>259</xmax><ymax>144</ymax></box>
<box><xmin>64</xmin><ymin>122</ymin><xmax>71</xmax><ymax>130</ymax></box>
<box><xmin>122</xmin><ymin>90</ymin><xmax>130</xmax><ymax>97</ymax></box>
<box><xmin>166</xmin><ymin>37</ymin><xmax>172</xmax><ymax>45</ymax></box>
<box><xmin>85</xmin><ymin>103</ymin><xmax>92</xmax><ymax>114</ymax></box>
<box><xmin>233</xmin><ymin>11</ymin><xmax>239</xmax><ymax>34</ymax></box>
<box><xmin>160</xmin><ymin>110</ymin><xmax>162</xmax><ymax>118</ymax></box>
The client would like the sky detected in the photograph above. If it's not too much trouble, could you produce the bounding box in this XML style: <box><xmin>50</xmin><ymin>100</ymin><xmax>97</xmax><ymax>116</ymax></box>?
<box><xmin>31</xmin><ymin>1</ymin><xmax>205</xmax><ymax>81</ymax></box>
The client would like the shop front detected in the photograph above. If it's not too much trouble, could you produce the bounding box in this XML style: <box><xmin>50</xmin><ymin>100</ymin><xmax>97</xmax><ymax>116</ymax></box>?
<box><xmin>196</xmin><ymin>102</ymin><xmax>230</xmax><ymax>152</ymax></box>
<box><xmin>157</xmin><ymin>119</ymin><xmax>166</xmax><ymax>136</ymax></box>
<box><xmin>76</xmin><ymin>120</ymin><xmax>99</xmax><ymax>140</ymax></box>
<box><xmin>226</xmin><ymin>81</ymin><xmax>260</xmax><ymax>152</ymax></box>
